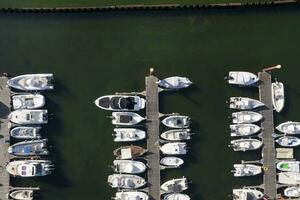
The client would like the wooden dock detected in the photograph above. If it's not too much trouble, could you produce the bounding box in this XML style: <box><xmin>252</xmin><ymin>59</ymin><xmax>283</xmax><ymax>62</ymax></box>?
<box><xmin>0</xmin><ymin>76</ymin><xmax>10</xmax><ymax>199</ymax></box>
<box><xmin>145</xmin><ymin>75</ymin><xmax>161</xmax><ymax>200</ymax></box>
<box><xmin>258</xmin><ymin>72</ymin><xmax>277</xmax><ymax>199</ymax></box>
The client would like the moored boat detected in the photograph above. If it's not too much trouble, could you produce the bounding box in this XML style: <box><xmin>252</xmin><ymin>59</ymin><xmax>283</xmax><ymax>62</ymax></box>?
<box><xmin>232</xmin><ymin>188</ymin><xmax>264</xmax><ymax>200</ymax></box>
<box><xmin>12</xmin><ymin>94</ymin><xmax>45</xmax><ymax>110</ymax></box>
<box><xmin>230</xmin><ymin>139</ymin><xmax>262</xmax><ymax>152</ymax></box>
<box><xmin>163</xmin><ymin>193</ymin><xmax>191</xmax><ymax>200</ymax></box>
<box><xmin>107</xmin><ymin>174</ymin><xmax>146</xmax><ymax>189</ymax></box>
<box><xmin>6</xmin><ymin>160</ymin><xmax>54</xmax><ymax>177</ymax></box>
<box><xmin>113</xmin><ymin>191</ymin><xmax>149</xmax><ymax>200</ymax></box>
<box><xmin>160</xmin><ymin>157</ymin><xmax>184</xmax><ymax>168</ymax></box>
<box><xmin>111</xmin><ymin>112</ymin><xmax>144</xmax><ymax>126</ymax></box>
<box><xmin>232</xmin><ymin>164</ymin><xmax>262</xmax><ymax>177</ymax></box>
<box><xmin>229</xmin><ymin>97</ymin><xmax>264</xmax><ymax>110</ymax></box>
<box><xmin>162</xmin><ymin>115</ymin><xmax>191</xmax><ymax>129</ymax></box>
<box><xmin>158</xmin><ymin>76</ymin><xmax>192</xmax><ymax>90</ymax></box>
<box><xmin>94</xmin><ymin>95</ymin><xmax>145</xmax><ymax>111</ymax></box>
<box><xmin>272</xmin><ymin>81</ymin><xmax>284</xmax><ymax>112</ymax></box>
<box><xmin>113</xmin><ymin>128</ymin><xmax>146</xmax><ymax>142</ymax></box>
<box><xmin>8</xmin><ymin>139</ymin><xmax>48</xmax><ymax>156</ymax></box>
<box><xmin>113</xmin><ymin>145</ymin><xmax>147</xmax><ymax>159</ymax></box>
<box><xmin>276</xmin><ymin>136</ymin><xmax>300</xmax><ymax>147</ymax></box>
<box><xmin>278</xmin><ymin>172</ymin><xmax>300</xmax><ymax>185</ymax></box>
<box><xmin>160</xmin><ymin>129</ymin><xmax>191</xmax><ymax>141</ymax></box>
<box><xmin>113</xmin><ymin>160</ymin><xmax>147</xmax><ymax>174</ymax></box>
<box><xmin>160</xmin><ymin>142</ymin><xmax>187</xmax><ymax>155</ymax></box>
<box><xmin>284</xmin><ymin>187</ymin><xmax>300</xmax><ymax>198</ymax></box>
<box><xmin>9</xmin><ymin>188</ymin><xmax>38</xmax><ymax>200</ymax></box>
<box><xmin>230</xmin><ymin>124</ymin><xmax>261</xmax><ymax>137</ymax></box>
<box><xmin>161</xmin><ymin>177</ymin><xmax>188</xmax><ymax>193</ymax></box>
<box><xmin>232</xmin><ymin>111</ymin><xmax>262</xmax><ymax>124</ymax></box>
<box><xmin>277</xmin><ymin>161</ymin><xmax>300</xmax><ymax>172</ymax></box>
<box><xmin>276</xmin><ymin>121</ymin><xmax>300</xmax><ymax>135</ymax></box>
<box><xmin>227</xmin><ymin>71</ymin><xmax>259</xmax><ymax>86</ymax></box>
<box><xmin>7</xmin><ymin>74</ymin><xmax>54</xmax><ymax>91</ymax></box>
<box><xmin>10</xmin><ymin>126</ymin><xmax>41</xmax><ymax>139</ymax></box>
<box><xmin>8</xmin><ymin>109</ymin><xmax>48</xmax><ymax>125</ymax></box>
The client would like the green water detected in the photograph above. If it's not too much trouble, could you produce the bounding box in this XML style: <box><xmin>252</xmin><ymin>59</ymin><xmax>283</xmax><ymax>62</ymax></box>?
<box><xmin>1</xmin><ymin>7</ymin><xmax>300</xmax><ymax>200</ymax></box>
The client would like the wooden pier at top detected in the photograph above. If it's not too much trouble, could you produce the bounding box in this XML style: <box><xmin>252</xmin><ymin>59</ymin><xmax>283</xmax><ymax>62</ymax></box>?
<box><xmin>258</xmin><ymin>71</ymin><xmax>277</xmax><ymax>199</ymax></box>
<box><xmin>145</xmin><ymin>74</ymin><xmax>161</xmax><ymax>200</ymax></box>
<box><xmin>0</xmin><ymin>76</ymin><xmax>11</xmax><ymax>199</ymax></box>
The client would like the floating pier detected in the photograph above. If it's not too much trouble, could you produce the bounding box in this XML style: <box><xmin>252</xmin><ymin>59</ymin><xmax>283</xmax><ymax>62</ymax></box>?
<box><xmin>258</xmin><ymin>71</ymin><xmax>277</xmax><ymax>199</ymax></box>
<box><xmin>145</xmin><ymin>73</ymin><xmax>161</xmax><ymax>200</ymax></box>
<box><xmin>0</xmin><ymin>76</ymin><xmax>11</xmax><ymax>198</ymax></box>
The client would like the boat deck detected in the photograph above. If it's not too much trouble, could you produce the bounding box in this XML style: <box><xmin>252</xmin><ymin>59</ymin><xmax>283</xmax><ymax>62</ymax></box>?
<box><xmin>0</xmin><ymin>76</ymin><xmax>11</xmax><ymax>199</ymax></box>
<box><xmin>145</xmin><ymin>75</ymin><xmax>161</xmax><ymax>200</ymax></box>
<box><xmin>258</xmin><ymin>72</ymin><xmax>277</xmax><ymax>199</ymax></box>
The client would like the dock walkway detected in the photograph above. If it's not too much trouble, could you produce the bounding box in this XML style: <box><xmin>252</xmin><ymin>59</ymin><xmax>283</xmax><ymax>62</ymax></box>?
<box><xmin>0</xmin><ymin>76</ymin><xmax>10</xmax><ymax>199</ymax></box>
<box><xmin>258</xmin><ymin>72</ymin><xmax>277</xmax><ymax>199</ymax></box>
<box><xmin>145</xmin><ymin>75</ymin><xmax>161</xmax><ymax>200</ymax></box>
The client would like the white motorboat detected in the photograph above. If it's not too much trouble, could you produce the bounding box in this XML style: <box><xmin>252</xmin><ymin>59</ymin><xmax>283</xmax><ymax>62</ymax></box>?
<box><xmin>284</xmin><ymin>187</ymin><xmax>300</xmax><ymax>198</ymax></box>
<box><xmin>12</xmin><ymin>94</ymin><xmax>45</xmax><ymax>110</ymax></box>
<box><xmin>230</xmin><ymin>124</ymin><xmax>261</xmax><ymax>137</ymax></box>
<box><xmin>163</xmin><ymin>193</ymin><xmax>191</xmax><ymax>200</ymax></box>
<box><xmin>158</xmin><ymin>76</ymin><xmax>192</xmax><ymax>90</ymax></box>
<box><xmin>161</xmin><ymin>177</ymin><xmax>188</xmax><ymax>193</ymax></box>
<box><xmin>107</xmin><ymin>174</ymin><xmax>146</xmax><ymax>189</ymax></box>
<box><xmin>113</xmin><ymin>128</ymin><xmax>146</xmax><ymax>142</ymax></box>
<box><xmin>8</xmin><ymin>139</ymin><xmax>48</xmax><ymax>156</ymax></box>
<box><xmin>277</xmin><ymin>161</ymin><xmax>300</xmax><ymax>172</ymax></box>
<box><xmin>7</xmin><ymin>74</ymin><xmax>54</xmax><ymax>91</ymax></box>
<box><xmin>113</xmin><ymin>191</ymin><xmax>149</xmax><ymax>200</ymax></box>
<box><xmin>160</xmin><ymin>142</ymin><xmax>187</xmax><ymax>155</ymax></box>
<box><xmin>229</xmin><ymin>97</ymin><xmax>264</xmax><ymax>110</ymax></box>
<box><xmin>111</xmin><ymin>112</ymin><xmax>144</xmax><ymax>126</ymax></box>
<box><xmin>278</xmin><ymin>172</ymin><xmax>300</xmax><ymax>185</ymax></box>
<box><xmin>276</xmin><ymin>121</ymin><xmax>300</xmax><ymax>135</ymax></box>
<box><xmin>272</xmin><ymin>81</ymin><xmax>284</xmax><ymax>112</ymax></box>
<box><xmin>9</xmin><ymin>188</ymin><xmax>37</xmax><ymax>200</ymax></box>
<box><xmin>113</xmin><ymin>160</ymin><xmax>146</xmax><ymax>174</ymax></box>
<box><xmin>10</xmin><ymin>126</ymin><xmax>41</xmax><ymax>139</ymax></box>
<box><xmin>94</xmin><ymin>95</ymin><xmax>145</xmax><ymax>111</ymax></box>
<box><xmin>227</xmin><ymin>71</ymin><xmax>259</xmax><ymax>86</ymax></box>
<box><xmin>160</xmin><ymin>157</ymin><xmax>184</xmax><ymax>168</ymax></box>
<box><xmin>232</xmin><ymin>111</ymin><xmax>262</xmax><ymax>124</ymax></box>
<box><xmin>113</xmin><ymin>145</ymin><xmax>147</xmax><ymax>159</ymax></box>
<box><xmin>162</xmin><ymin>115</ymin><xmax>191</xmax><ymax>129</ymax></box>
<box><xmin>232</xmin><ymin>164</ymin><xmax>262</xmax><ymax>177</ymax></box>
<box><xmin>6</xmin><ymin>160</ymin><xmax>54</xmax><ymax>177</ymax></box>
<box><xmin>276</xmin><ymin>136</ymin><xmax>300</xmax><ymax>147</ymax></box>
<box><xmin>161</xmin><ymin>129</ymin><xmax>192</xmax><ymax>141</ymax></box>
<box><xmin>8</xmin><ymin>109</ymin><xmax>48</xmax><ymax>125</ymax></box>
<box><xmin>232</xmin><ymin>189</ymin><xmax>264</xmax><ymax>200</ymax></box>
<box><xmin>230</xmin><ymin>139</ymin><xmax>262</xmax><ymax>152</ymax></box>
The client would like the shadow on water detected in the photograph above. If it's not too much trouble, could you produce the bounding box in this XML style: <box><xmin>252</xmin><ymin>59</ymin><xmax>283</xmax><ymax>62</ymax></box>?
<box><xmin>185</xmin><ymin>120</ymin><xmax>202</xmax><ymax>165</ymax></box>
<box><xmin>0</xmin><ymin>101</ymin><xmax>9</xmax><ymax>119</ymax></box>
<box><xmin>53</xmin><ymin>78</ymin><xmax>70</xmax><ymax>97</ymax></box>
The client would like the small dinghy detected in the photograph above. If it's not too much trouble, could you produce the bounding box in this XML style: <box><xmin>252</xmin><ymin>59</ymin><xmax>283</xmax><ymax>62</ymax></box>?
<box><xmin>232</xmin><ymin>164</ymin><xmax>262</xmax><ymax>177</ymax></box>
<box><xmin>8</xmin><ymin>109</ymin><xmax>48</xmax><ymax>125</ymax></box>
<box><xmin>161</xmin><ymin>177</ymin><xmax>188</xmax><ymax>193</ymax></box>
<box><xmin>278</xmin><ymin>172</ymin><xmax>300</xmax><ymax>185</ymax></box>
<box><xmin>8</xmin><ymin>139</ymin><xmax>48</xmax><ymax>156</ymax></box>
<box><xmin>158</xmin><ymin>76</ymin><xmax>192</xmax><ymax>90</ymax></box>
<box><xmin>162</xmin><ymin>115</ymin><xmax>191</xmax><ymax>129</ymax></box>
<box><xmin>6</xmin><ymin>160</ymin><xmax>54</xmax><ymax>177</ymax></box>
<box><xmin>284</xmin><ymin>187</ymin><xmax>300</xmax><ymax>198</ymax></box>
<box><xmin>227</xmin><ymin>71</ymin><xmax>259</xmax><ymax>86</ymax></box>
<box><xmin>114</xmin><ymin>191</ymin><xmax>149</xmax><ymax>200</ymax></box>
<box><xmin>10</xmin><ymin>126</ymin><xmax>41</xmax><ymax>139</ymax></box>
<box><xmin>232</xmin><ymin>111</ymin><xmax>262</xmax><ymax>124</ymax></box>
<box><xmin>113</xmin><ymin>128</ymin><xmax>146</xmax><ymax>142</ymax></box>
<box><xmin>230</xmin><ymin>124</ymin><xmax>261</xmax><ymax>137</ymax></box>
<box><xmin>161</xmin><ymin>129</ymin><xmax>192</xmax><ymax>141</ymax></box>
<box><xmin>276</xmin><ymin>136</ymin><xmax>300</xmax><ymax>147</ymax></box>
<box><xmin>232</xmin><ymin>189</ymin><xmax>264</xmax><ymax>200</ymax></box>
<box><xmin>12</xmin><ymin>94</ymin><xmax>45</xmax><ymax>110</ymax></box>
<box><xmin>94</xmin><ymin>95</ymin><xmax>145</xmax><ymax>111</ymax></box>
<box><xmin>113</xmin><ymin>145</ymin><xmax>147</xmax><ymax>159</ymax></box>
<box><xmin>111</xmin><ymin>112</ymin><xmax>144</xmax><ymax>126</ymax></box>
<box><xmin>160</xmin><ymin>157</ymin><xmax>184</xmax><ymax>168</ymax></box>
<box><xmin>163</xmin><ymin>193</ymin><xmax>191</xmax><ymax>200</ymax></box>
<box><xmin>113</xmin><ymin>160</ymin><xmax>147</xmax><ymax>174</ymax></box>
<box><xmin>9</xmin><ymin>189</ymin><xmax>36</xmax><ymax>200</ymax></box>
<box><xmin>272</xmin><ymin>81</ymin><xmax>284</xmax><ymax>112</ymax></box>
<box><xmin>276</xmin><ymin>121</ymin><xmax>300</xmax><ymax>135</ymax></box>
<box><xmin>277</xmin><ymin>161</ymin><xmax>300</xmax><ymax>172</ymax></box>
<box><xmin>229</xmin><ymin>97</ymin><xmax>264</xmax><ymax>110</ymax></box>
<box><xmin>107</xmin><ymin>174</ymin><xmax>146</xmax><ymax>189</ymax></box>
<box><xmin>230</xmin><ymin>139</ymin><xmax>262</xmax><ymax>152</ymax></box>
<box><xmin>160</xmin><ymin>142</ymin><xmax>187</xmax><ymax>155</ymax></box>
<box><xmin>7</xmin><ymin>74</ymin><xmax>54</xmax><ymax>91</ymax></box>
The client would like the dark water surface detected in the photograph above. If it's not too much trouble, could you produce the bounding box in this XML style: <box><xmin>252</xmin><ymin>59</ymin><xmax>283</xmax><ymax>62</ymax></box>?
<box><xmin>1</xmin><ymin>7</ymin><xmax>300</xmax><ymax>200</ymax></box>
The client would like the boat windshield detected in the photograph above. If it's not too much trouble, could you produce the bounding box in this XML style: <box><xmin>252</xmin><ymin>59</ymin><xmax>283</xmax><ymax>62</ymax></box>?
<box><xmin>110</xmin><ymin>97</ymin><xmax>121</xmax><ymax>109</ymax></box>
